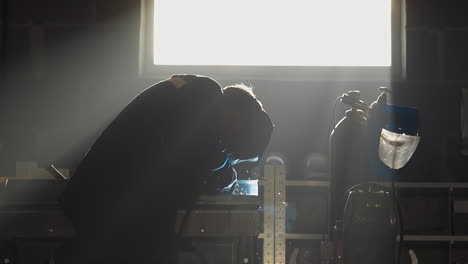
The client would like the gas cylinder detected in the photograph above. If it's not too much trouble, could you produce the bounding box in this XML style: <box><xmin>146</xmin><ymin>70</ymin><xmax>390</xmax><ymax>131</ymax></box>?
<box><xmin>328</xmin><ymin>91</ymin><xmax>371</xmax><ymax>239</ymax></box>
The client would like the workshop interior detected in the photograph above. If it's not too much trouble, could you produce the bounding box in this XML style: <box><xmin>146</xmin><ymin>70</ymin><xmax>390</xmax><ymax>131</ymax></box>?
<box><xmin>1</xmin><ymin>0</ymin><xmax>468</xmax><ymax>263</ymax></box>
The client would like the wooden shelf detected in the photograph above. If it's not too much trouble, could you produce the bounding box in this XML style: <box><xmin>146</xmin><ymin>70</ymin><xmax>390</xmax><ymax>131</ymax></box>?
<box><xmin>378</xmin><ymin>182</ymin><xmax>468</xmax><ymax>189</ymax></box>
<box><xmin>261</xmin><ymin>180</ymin><xmax>468</xmax><ymax>189</ymax></box>
<box><xmin>399</xmin><ymin>235</ymin><xmax>468</xmax><ymax>242</ymax></box>
<box><xmin>285</xmin><ymin>180</ymin><xmax>329</xmax><ymax>187</ymax></box>
<box><xmin>258</xmin><ymin>233</ymin><xmax>327</xmax><ymax>240</ymax></box>
<box><xmin>258</xmin><ymin>234</ymin><xmax>468</xmax><ymax>242</ymax></box>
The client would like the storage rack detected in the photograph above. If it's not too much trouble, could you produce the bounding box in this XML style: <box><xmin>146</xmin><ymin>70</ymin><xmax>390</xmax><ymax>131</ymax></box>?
<box><xmin>259</xmin><ymin>164</ymin><xmax>468</xmax><ymax>264</ymax></box>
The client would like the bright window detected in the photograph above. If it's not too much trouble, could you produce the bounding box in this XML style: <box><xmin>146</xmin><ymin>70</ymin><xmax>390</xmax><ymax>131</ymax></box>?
<box><xmin>153</xmin><ymin>0</ymin><xmax>391</xmax><ymax>67</ymax></box>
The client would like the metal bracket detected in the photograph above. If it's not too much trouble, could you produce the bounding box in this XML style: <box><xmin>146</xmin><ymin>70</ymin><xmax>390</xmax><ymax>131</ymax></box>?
<box><xmin>263</xmin><ymin>165</ymin><xmax>286</xmax><ymax>264</ymax></box>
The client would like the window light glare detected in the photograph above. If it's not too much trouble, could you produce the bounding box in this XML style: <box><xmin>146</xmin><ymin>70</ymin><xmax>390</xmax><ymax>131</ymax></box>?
<box><xmin>153</xmin><ymin>0</ymin><xmax>391</xmax><ymax>66</ymax></box>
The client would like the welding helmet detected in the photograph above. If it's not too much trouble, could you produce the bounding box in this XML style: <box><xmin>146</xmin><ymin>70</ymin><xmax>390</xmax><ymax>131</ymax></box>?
<box><xmin>378</xmin><ymin>105</ymin><xmax>420</xmax><ymax>170</ymax></box>
<box><xmin>368</xmin><ymin>102</ymin><xmax>420</xmax><ymax>180</ymax></box>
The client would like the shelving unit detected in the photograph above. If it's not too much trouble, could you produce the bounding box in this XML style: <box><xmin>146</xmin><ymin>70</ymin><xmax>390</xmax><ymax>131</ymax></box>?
<box><xmin>398</xmin><ymin>235</ymin><xmax>468</xmax><ymax>242</ymax></box>
<box><xmin>259</xmin><ymin>164</ymin><xmax>468</xmax><ymax>264</ymax></box>
<box><xmin>260</xmin><ymin>165</ymin><xmax>328</xmax><ymax>264</ymax></box>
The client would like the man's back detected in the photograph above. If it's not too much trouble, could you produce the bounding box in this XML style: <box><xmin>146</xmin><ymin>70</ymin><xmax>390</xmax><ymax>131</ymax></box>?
<box><xmin>59</xmin><ymin>75</ymin><xmax>225</xmax><ymax>263</ymax></box>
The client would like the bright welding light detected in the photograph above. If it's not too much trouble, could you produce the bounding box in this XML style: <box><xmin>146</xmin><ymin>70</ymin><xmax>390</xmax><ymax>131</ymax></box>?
<box><xmin>211</xmin><ymin>156</ymin><xmax>230</xmax><ymax>172</ymax></box>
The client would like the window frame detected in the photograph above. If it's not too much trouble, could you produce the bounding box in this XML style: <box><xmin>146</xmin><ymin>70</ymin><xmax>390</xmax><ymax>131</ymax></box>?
<box><xmin>139</xmin><ymin>0</ymin><xmax>402</xmax><ymax>81</ymax></box>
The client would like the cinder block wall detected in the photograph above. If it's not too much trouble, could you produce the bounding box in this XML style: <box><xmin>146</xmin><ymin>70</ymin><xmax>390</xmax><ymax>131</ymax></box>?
<box><xmin>393</xmin><ymin>0</ymin><xmax>468</xmax><ymax>180</ymax></box>
<box><xmin>404</xmin><ymin>0</ymin><xmax>468</xmax><ymax>80</ymax></box>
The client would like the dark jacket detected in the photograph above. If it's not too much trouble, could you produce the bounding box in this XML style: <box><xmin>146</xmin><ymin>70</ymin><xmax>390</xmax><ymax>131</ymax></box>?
<box><xmin>59</xmin><ymin>75</ymin><xmax>229</xmax><ymax>263</ymax></box>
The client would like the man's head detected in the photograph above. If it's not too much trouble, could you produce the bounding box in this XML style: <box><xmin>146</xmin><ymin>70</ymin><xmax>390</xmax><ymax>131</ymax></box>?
<box><xmin>219</xmin><ymin>84</ymin><xmax>273</xmax><ymax>164</ymax></box>
<box><xmin>205</xmin><ymin>83</ymin><xmax>272</xmax><ymax>193</ymax></box>
<box><xmin>169</xmin><ymin>74</ymin><xmax>272</xmax><ymax>165</ymax></box>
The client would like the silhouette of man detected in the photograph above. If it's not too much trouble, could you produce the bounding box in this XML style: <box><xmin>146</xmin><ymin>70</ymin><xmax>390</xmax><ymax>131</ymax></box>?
<box><xmin>58</xmin><ymin>74</ymin><xmax>273</xmax><ymax>263</ymax></box>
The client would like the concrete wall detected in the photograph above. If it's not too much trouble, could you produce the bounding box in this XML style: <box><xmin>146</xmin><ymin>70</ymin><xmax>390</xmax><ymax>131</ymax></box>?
<box><xmin>0</xmin><ymin>0</ymin><xmax>467</xmax><ymax>180</ymax></box>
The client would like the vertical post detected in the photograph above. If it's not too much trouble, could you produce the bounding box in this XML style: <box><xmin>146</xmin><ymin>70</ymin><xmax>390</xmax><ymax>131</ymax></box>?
<box><xmin>274</xmin><ymin>166</ymin><xmax>286</xmax><ymax>264</ymax></box>
<box><xmin>263</xmin><ymin>165</ymin><xmax>287</xmax><ymax>264</ymax></box>
<box><xmin>263</xmin><ymin>165</ymin><xmax>275</xmax><ymax>264</ymax></box>
<box><xmin>449</xmin><ymin>187</ymin><xmax>453</xmax><ymax>236</ymax></box>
